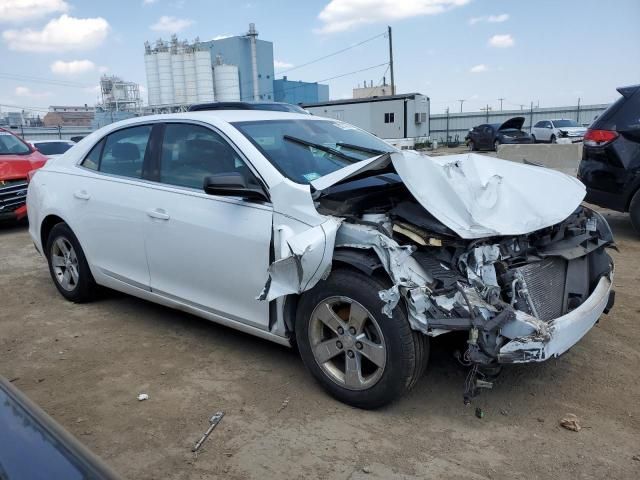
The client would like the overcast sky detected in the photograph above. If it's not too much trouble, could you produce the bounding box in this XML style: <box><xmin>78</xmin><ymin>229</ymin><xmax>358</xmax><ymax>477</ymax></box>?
<box><xmin>0</xmin><ymin>0</ymin><xmax>638</xmax><ymax>115</ymax></box>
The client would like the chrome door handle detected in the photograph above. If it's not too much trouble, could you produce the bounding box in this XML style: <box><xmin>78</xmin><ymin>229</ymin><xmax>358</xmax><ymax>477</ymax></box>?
<box><xmin>147</xmin><ymin>208</ymin><xmax>170</xmax><ymax>220</ymax></box>
<box><xmin>74</xmin><ymin>190</ymin><xmax>90</xmax><ymax>200</ymax></box>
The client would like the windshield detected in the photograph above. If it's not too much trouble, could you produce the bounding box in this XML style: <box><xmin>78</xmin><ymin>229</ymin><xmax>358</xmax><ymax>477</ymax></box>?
<box><xmin>553</xmin><ymin>119</ymin><xmax>580</xmax><ymax>128</ymax></box>
<box><xmin>0</xmin><ymin>131</ymin><xmax>31</xmax><ymax>155</ymax></box>
<box><xmin>233</xmin><ymin>119</ymin><xmax>396</xmax><ymax>184</ymax></box>
<box><xmin>33</xmin><ymin>141</ymin><xmax>74</xmax><ymax>155</ymax></box>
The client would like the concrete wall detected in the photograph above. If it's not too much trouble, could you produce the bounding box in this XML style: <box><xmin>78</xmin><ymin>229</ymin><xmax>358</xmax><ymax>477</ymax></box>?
<box><xmin>497</xmin><ymin>143</ymin><xmax>583</xmax><ymax>176</ymax></box>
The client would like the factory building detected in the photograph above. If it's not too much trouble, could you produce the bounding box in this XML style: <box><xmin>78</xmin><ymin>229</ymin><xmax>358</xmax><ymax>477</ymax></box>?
<box><xmin>144</xmin><ymin>23</ymin><xmax>275</xmax><ymax>109</ymax></box>
<box><xmin>273</xmin><ymin>76</ymin><xmax>329</xmax><ymax>104</ymax></box>
<box><xmin>302</xmin><ymin>93</ymin><xmax>430</xmax><ymax>148</ymax></box>
<box><xmin>200</xmin><ymin>24</ymin><xmax>274</xmax><ymax>101</ymax></box>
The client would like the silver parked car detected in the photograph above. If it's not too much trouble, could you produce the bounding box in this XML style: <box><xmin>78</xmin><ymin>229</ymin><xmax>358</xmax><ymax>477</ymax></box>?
<box><xmin>27</xmin><ymin>111</ymin><xmax>615</xmax><ymax>408</ymax></box>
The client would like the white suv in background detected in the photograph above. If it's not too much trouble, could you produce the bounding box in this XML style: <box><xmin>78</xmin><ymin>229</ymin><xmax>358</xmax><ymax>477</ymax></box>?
<box><xmin>531</xmin><ymin>119</ymin><xmax>587</xmax><ymax>143</ymax></box>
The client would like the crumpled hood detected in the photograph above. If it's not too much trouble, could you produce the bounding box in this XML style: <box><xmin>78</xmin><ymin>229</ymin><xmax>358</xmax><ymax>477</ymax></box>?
<box><xmin>558</xmin><ymin>126</ymin><xmax>587</xmax><ymax>134</ymax></box>
<box><xmin>0</xmin><ymin>154</ymin><xmax>47</xmax><ymax>180</ymax></box>
<box><xmin>311</xmin><ymin>150</ymin><xmax>586</xmax><ymax>239</ymax></box>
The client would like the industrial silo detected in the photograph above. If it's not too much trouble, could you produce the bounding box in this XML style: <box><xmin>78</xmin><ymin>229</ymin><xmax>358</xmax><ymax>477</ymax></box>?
<box><xmin>195</xmin><ymin>49</ymin><xmax>214</xmax><ymax>102</ymax></box>
<box><xmin>183</xmin><ymin>50</ymin><xmax>198</xmax><ymax>104</ymax></box>
<box><xmin>170</xmin><ymin>39</ymin><xmax>186</xmax><ymax>105</ymax></box>
<box><xmin>213</xmin><ymin>56</ymin><xmax>240</xmax><ymax>101</ymax></box>
<box><xmin>156</xmin><ymin>47</ymin><xmax>174</xmax><ymax>105</ymax></box>
<box><xmin>144</xmin><ymin>50</ymin><xmax>160</xmax><ymax>106</ymax></box>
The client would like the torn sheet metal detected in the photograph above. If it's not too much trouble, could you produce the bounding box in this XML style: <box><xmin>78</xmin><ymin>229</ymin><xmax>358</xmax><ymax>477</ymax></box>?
<box><xmin>309</xmin><ymin>149</ymin><xmax>586</xmax><ymax>239</ymax></box>
<box><xmin>391</xmin><ymin>151</ymin><xmax>586</xmax><ymax>239</ymax></box>
<box><xmin>258</xmin><ymin>217</ymin><xmax>341</xmax><ymax>302</ymax></box>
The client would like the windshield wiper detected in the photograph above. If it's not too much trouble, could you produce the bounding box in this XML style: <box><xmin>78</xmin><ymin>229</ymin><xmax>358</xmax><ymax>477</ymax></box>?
<box><xmin>283</xmin><ymin>135</ymin><xmax>361</xmax><ymax>163</ymax></box>
<box><xmin>335</xmin><ymin>142</ymin><xmax>388</xmax><ymax>156</ymax></box>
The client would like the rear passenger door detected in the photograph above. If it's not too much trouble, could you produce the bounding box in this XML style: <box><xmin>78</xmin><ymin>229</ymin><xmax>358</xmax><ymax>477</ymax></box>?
<box><xmin>143</xmin><ymin>122</ymin><xmax>273</xmax><ymax>330</ymax></box>
<box><xmin>74</xmin><ymin>124</ymin><xmax>156</xmax><ymax>289</ymax></box>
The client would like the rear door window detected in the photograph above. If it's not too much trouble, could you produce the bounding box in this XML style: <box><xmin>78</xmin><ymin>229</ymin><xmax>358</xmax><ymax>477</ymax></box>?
<box><xmin>81</xmin><ymin>139</ymin><xmax>103</xmax><ymax>171</ymax></box>
<box><xmin>99</xmin><ymin>126</ymin><xmax>152</xmax><ymax>179</ymax></box>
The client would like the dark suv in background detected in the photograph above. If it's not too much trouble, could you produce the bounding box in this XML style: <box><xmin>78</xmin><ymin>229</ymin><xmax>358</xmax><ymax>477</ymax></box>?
<box><xmin>578</xmin><ymin>85</ymin><xmax>640</xmax><ymax>233</ymax></box>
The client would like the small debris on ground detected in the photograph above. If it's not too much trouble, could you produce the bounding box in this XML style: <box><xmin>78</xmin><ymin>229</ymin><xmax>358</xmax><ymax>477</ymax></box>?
<box><xmin>361</xmin><ymin>466</ymin><xmax>371</xmax><ymax>474</ymax></box>
<box><xmin>277</xmin><ymin>397</ymin><xmax>290</xmax><ymax>413</ymax></box>
<box><xmin>559</xmin><ymin>413</ymin><xmax>581</xmax><ymax>432</ymax></box>
<box><xmin>137</xmin><ymin>393</ymin><xmax>149</xmax><ymax>401</ymax></box>
<box><xmin>632</xmin><ymin>455</ymin><xmax>640</xmax><ymax>462</ymax></box>
<box><xmin>500</xmin><ymin>409</ymin><xmax>508</xmax><ymax>416</ymax></box>
<box><xmin>537</xmin><ymin>417</ymin><xmax>545</xmax><ymax>423</ymax></box>
<box><xmin>475</xmin><ymin>407</ymin><xmax>484</xmax><ymax>419</ymax></box>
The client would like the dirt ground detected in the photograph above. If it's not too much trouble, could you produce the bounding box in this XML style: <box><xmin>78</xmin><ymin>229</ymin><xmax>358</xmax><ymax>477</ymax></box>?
<box><xmin>1</xmin><ymin>210</ymin><xmax>639</xmax><ymax>480</ymax></box>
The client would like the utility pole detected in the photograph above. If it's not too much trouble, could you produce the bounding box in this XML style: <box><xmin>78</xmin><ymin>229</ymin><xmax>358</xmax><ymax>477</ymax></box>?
<box><xmin>576</xmin><ymin>97</ymin><xmax>581</xmax><ymax>124</ymax></box>
<box><xmin>529</xmin><ymin>101</ymin><xmax>534</xmax><ymax>133</ymax></box>
<box><xmin>388</xmin><ymin>26</ymin><xmax>395</xmax><ymax>95</ymax></box>
<box><xmin>445</xmin><ymin>107</ymin><xmax>450</xmax><ymax>145</ymax></box>
<box><xmin>457</xmin><ymin>99</ymin><xmax>465</xmax><ymax>113</ymax></box>
<box><xmin>497</xmin><ymin>97</ymin><xmax>505</xmax><ymax>111</ymax></box>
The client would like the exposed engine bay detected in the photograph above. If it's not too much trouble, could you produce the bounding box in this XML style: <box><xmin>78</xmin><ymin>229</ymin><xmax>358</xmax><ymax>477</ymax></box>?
<box><xmin>313</xmin><ymin>173</ymin><xmax>615</xmax><ymax>399</ymax></box>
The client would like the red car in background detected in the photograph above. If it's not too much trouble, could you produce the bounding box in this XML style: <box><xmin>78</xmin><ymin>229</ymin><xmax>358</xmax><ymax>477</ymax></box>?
<box><xmin>0</xmin><ymin>128</ymin><xmax>48</xmax><ymax>222</ymax></box>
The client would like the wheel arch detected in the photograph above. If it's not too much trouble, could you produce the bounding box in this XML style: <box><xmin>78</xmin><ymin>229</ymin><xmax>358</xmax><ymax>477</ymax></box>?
<box><xmin>283</xmin><ymin>247</ymin><xmax>390</xmax><ymax>336</ymax></box>
<box><xmin>40</xmin><ymin>214</ymin><xmax>67</xmax><ymax>251</ymax></box>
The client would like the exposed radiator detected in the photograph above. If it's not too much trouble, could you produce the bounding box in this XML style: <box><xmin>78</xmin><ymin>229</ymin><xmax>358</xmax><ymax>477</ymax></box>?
<box><xmin>514</xmin><ymin>257</ymin><xmax>567</xmax><ymax>321</ymax></box>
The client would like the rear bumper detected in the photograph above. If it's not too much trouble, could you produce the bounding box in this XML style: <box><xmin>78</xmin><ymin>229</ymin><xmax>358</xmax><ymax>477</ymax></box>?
<box><xmin>498</xmin><ymin>274</ymin><xmax>613</xmax><ymax>363</ymax></box>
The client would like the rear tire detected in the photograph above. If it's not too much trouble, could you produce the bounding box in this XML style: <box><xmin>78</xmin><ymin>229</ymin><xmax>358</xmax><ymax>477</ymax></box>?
<box><xmin>630</xmin><ymin>190</ymin><xmax>640</xmax><ymax>234</ymax></box>
<box><xmin>295</xmin><ymin>269</ymin><xmax>428</xmax><ymax>409</ymax></box>
<box><xmin>45</xmin><ymin>223</ymin><xmax>96</xmax><ymax>303</ymax></box>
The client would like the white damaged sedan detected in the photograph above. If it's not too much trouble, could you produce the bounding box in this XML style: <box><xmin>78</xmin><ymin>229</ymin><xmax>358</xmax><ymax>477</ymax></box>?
<box><xmin>27</xmin><ymin>111</ymin><xmax>615</xmax><ymax>408</ymax></box>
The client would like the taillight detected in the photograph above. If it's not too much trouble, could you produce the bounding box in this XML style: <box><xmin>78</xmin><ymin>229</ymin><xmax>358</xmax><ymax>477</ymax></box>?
<box><xmin>583</xmin><ymin>129</ymin><xmax>618</xmax><ymax>146</ymax></box>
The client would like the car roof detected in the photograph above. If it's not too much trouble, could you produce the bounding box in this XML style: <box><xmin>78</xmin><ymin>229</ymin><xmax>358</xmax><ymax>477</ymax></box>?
<box><xmin>30</xmin><ymin>139</ymin><xmax>74</xmax><ymax>143</ymax></box>
<box><xmin>114</xmin><ymin>110</ymin><xmax>327</xmax><ymax>126</ymax></box>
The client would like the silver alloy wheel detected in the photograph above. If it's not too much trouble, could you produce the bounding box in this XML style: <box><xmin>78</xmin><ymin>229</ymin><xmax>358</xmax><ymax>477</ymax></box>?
<box><xmin>308</xmin><ymin>296</ymin><xmax>387</xmax><ymax>391</ymax></box>
<box><xmin>51</xmin><ymin>237</ymin><xmax>79</xmax><ymax>292</ymax></box>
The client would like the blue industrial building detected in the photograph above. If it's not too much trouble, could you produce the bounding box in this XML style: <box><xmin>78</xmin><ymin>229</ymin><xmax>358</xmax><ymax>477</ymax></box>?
<box><xmin>200</xmin><ymin>24</ymin><xmax>275</xmax><ymax>102</ymax></box>
<box><xmin>273</xmin><ymin>76</ymin><xmax>329</xmax><ymax>104</ymax></box>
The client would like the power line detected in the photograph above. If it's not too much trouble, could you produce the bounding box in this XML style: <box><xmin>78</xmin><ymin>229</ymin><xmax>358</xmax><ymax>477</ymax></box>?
<box><xmin>0</xmin><ymin>72</ymin><xmax>93</xmax><ymax>88</ymax></box>
<box><xmin>275</xmin><ymin>31</ymin><xmax>387</xmax><ymax>75</ymax></box>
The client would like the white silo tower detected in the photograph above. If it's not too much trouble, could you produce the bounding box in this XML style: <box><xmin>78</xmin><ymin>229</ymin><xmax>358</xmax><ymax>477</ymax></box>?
<box><xmin>156</xmin><ymin>42</ymin><xmax>174</xmax><ymax>105</ymax></box>
<box><xmin>144</xmin><ymin>41</ymin><xmax>160</xmax><ymax>106</ymax></box>
<box><xmin>170</xmin><ymin>36</ymin><xmax>186</xmax><ymax>105</ymax></box>
<box><xmin>213</xmin><ymin>56</ymin><xmax>240</xmax><ymax>102</ymax></box>
<box><xmin>183</xmin><ymin>49</ymin><xmax>198</xmax><ymax>104</ymax></box>
<box><xmin>195</xmin><ymin>49</ymin><xmax>214</xmax><ymax>102</ymax></box>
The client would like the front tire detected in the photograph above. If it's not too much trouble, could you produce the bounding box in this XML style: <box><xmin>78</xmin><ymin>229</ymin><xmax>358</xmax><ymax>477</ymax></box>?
<box><xmin>531</xmin><ymin>134</ymin><xmax>537</xmax><ymax>143</ymax></box>
<box><xmin>629</xmin><ymin>190</ymin><xmax>640</xmax><ymax>235</ymax></box>
<box><xmin>295</xmin><ymin>269</ymin><xmax>428</xmax><ymax>409</ymax></box>
<box><xmin>550</xmin><ymin>134</ymin><xmax>557</xmax><ymax>144</ymax></box>
<box><xmin>45</xmin><ymin>223</ymin><xmax>96</xmax><ymax>302</ymax></box>
<box><xmin>494</xmin><ymin>139</ymin><xmax>501</xmax><ymax>151</ymax></box>
<box><xmin>468</xmin><ymin>140</ymin><xmax>476</xmax><ymax>151</ymax></box>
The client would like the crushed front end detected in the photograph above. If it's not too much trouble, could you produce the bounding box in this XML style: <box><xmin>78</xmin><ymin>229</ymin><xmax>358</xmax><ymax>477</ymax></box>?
<box><xmin>316</xmin><ymin>181</ymin><xmax>614</xmax><ymax>400</ymax></box>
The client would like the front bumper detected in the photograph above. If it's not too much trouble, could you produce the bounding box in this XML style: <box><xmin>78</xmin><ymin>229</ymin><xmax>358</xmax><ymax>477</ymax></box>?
<box><xmin>498</xmin><ymin>274</ymin><xmax>613</xmax><ymax>363</ymax></box>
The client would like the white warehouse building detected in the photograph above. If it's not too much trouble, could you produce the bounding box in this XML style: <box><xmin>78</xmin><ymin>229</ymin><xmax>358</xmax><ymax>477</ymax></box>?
<box><xmin>144</xmin><ymin>36</ymin><xmax>240</xmax><ymax>109</ymax></box>
<box><xmin>302</xmin><ymin>93</ymin><xmax>430</xmax><ymax>148</ymax></box>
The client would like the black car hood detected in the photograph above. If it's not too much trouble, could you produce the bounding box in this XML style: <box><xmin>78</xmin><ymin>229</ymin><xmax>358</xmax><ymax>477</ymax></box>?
<box><xmin>498</xmin><ymin>116</ymin><xmax>525</xmax><ymax>131</ymax></box>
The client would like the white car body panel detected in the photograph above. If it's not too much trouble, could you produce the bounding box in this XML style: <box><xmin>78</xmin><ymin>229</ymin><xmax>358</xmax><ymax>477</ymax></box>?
<box><xmin>532</xmin><ymin>120</ymin><xmax>587</xmax><ymax>142</ymax></box>
<box><xmin>26</xmin><ymin>110</ymin><xmax>613</xmax><ymax>370</ymax></box>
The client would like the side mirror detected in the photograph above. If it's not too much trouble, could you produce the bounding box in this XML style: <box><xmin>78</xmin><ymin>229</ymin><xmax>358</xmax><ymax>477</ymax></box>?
<box><xmin>203</xmin><ymin>172</ymin><xmax>268</xmax><ymax>202</ymax></box>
